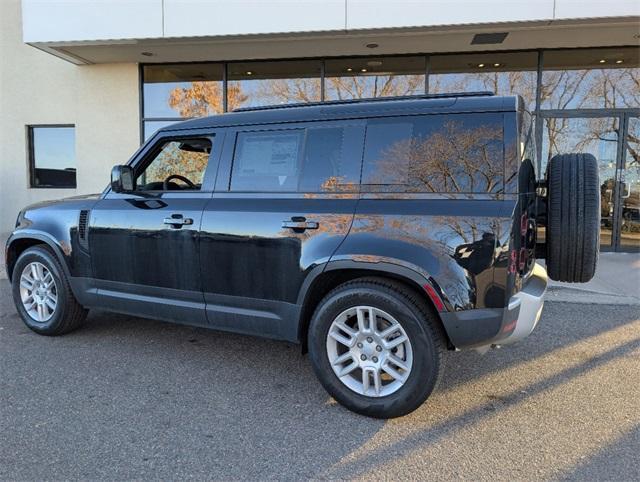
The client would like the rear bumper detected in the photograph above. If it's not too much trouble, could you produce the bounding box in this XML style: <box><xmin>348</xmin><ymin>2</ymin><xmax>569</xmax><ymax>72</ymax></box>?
<box><xmin>439</xmin><ymin>263</ymin><xmax>547</xmax><ymax>350</ymax></box>
<box><xmin>497</xmin><ymin>262</ymin><xmax>547</xmax><ymax>346</ymax></box>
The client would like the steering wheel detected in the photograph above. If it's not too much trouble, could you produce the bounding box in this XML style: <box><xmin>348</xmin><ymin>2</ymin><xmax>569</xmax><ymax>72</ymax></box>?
<box><xmin>163</xmin><ymin>174</ymin><xmax>195</xmax><ymax>190</ymax></box>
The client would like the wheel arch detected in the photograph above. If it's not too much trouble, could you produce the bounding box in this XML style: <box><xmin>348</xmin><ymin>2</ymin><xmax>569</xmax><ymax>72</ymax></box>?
<box><xmin>5</xmin><ymin>232</ymin><xmax>71</xmax><ymax>283</ymax></box>
<box><xmin>296</xmin><ymin>260</ymin><xmax>453</xmax><ymax>352</ymax></box>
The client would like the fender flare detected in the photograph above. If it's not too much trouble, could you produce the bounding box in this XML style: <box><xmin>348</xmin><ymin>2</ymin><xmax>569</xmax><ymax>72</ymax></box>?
<box><xmin>5</xmin><ymin>230</ymin><xmax>72</xmax><ymax>282</ymax></box>
<box><xmin>296</xmin><ymin>257</ymin><xmax>450</xmax><ymax>312</ymax></box>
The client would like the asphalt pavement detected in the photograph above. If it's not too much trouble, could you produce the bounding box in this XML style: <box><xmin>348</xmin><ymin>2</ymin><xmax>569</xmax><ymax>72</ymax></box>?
<box><xmin>1</xmin><ymin>278</ymin><xmax>639</xmax><ymax>480</ymax></box>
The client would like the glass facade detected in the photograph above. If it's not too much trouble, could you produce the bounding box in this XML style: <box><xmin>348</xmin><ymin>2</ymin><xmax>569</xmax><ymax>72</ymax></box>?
<box><xmin>622</xmin><ymin>116</ymin><xmax>640</xmax><ymax>248</ymax></box>
<box><xmin>541</xmin><ymin>47</ymin><xmax>639</xmax><ymax>110</ymax></box>
<box><xmin>141</xmin><ymin>46</ymin><xmax>639</xmax><ymax>249</ymax></box>
<box><xmin>542</xmin><ymin>116</ymin><xmax>620</xmax><ymax>248</ymax></box>
<box><xmin>227</xmin><ymin>59</ymin><xmax>322</xmax><ymax>108</ymax></box>
<box><xmin>324</xmin><ymin>56</ymin><xmax>425</xmax><ymax>100</ymax></box>
<box><xmin>430</xmin><ymin>51</ymin><xmax>538</xmax><ymax>111</ymax></box>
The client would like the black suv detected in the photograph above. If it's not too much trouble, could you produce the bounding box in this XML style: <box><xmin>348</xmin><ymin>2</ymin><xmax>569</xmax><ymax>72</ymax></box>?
<box><xmin>5</xmin><ymin>94</ymin><xmax>600</xmax><ymax>418</ymax></box>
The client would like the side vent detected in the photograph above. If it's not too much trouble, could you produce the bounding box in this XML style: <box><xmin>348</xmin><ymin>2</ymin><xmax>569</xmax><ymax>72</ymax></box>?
<box><xmin>78</xmin><ymin>209</ymin><xmax>90</xmax><ymax>250</ymax></box>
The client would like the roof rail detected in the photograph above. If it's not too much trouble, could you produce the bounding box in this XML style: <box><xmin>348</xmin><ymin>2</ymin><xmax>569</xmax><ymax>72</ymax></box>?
<box><xmin>232</xmin><ymin>91</ymin><xmax>495</xmax><ymax>113</ymax></box>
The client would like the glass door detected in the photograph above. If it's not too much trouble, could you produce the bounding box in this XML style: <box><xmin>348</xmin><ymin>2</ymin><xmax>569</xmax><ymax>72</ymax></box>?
<box><xmin>542</xmin><ymin>115</ymin><xmax>620</xmax><ymax>249</ymax></box>
<box><xmin>620</xmin><ymin>116</ymin><xmax>640</xmax><ymax>250</ymax></box>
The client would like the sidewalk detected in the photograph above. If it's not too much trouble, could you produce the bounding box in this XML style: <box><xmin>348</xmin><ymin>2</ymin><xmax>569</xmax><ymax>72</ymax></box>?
<box><xmin>545</xmin><ymin>252</ymin><xmax>640</xmax><ymax>305</ymax></box>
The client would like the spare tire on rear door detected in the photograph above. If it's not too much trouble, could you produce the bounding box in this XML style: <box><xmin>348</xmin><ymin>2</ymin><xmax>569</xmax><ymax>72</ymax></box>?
<box><xmin>545</xmin><ymin>153</ymin><xmax>600</xmax><ymax>282</ymax></box>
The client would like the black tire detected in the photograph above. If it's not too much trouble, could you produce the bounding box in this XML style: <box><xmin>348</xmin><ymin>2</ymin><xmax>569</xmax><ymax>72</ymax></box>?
<box><xmin>11</xmin><ymin>245</ymin><xmax>88</xmax><ymax>335</ymax></box>
<box><xmin>546</xmin><ymin>153</ymin><xmax>600</xmax><ymax>282</ymax></box>
<box><xmin>308</xmin><ymin>277</ymin><xmax>444</xmax><ymax>419</ymax></box>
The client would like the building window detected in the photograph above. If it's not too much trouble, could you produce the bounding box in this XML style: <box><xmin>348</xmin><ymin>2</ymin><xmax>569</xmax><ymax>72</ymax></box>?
<box><xmin>28</xmin><ymin>125</ymin><xmax>76</xmax><ymax>188</ymax></box>
<box><xmin>429</xmin><ymin>51</ymin><xmax>538</xmax><ymax>111</ymax></box>
<box><xmin>325</xmin><ymin>56</ymin><xmax>426</xmax><ymax>100</ymax></box>
<box><xmin>142</xmin><ymin>63</ymin><xmax>224</xmax><ymax>139</ymax></box>
<box><xmin>227</xmin><ymin>60</ymin><xmax>322</xmax><ymax>109</ymax></box>
<box><xmin>540</xmin><ymin>47</ymin><xmax>640</xmax><ymax>110</ymax></box>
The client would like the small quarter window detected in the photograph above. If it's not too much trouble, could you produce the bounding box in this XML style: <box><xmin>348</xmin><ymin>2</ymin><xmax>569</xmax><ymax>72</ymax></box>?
<box><xmin>28</xmin><ymin>125</ymin><xmax>76</xmax><ymax>188</ymax></box>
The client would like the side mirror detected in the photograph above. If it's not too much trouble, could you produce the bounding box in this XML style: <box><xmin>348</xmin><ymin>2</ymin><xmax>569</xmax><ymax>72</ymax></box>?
<box><xmin>111</xmin><ymin>165</ymin><xmax>134</xmax><ymax>193</ymax></box>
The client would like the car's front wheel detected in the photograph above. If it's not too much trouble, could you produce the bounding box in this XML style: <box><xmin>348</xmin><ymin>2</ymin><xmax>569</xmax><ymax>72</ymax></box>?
<box><xmin>308</xmin><ymin>278</ymin><xmax>444</xmax><ymax>418</ymax></box>
<box><xmin>11</xmin><ymin>245</ymin><xmax>87</xmax><ymax>335</ymax></box>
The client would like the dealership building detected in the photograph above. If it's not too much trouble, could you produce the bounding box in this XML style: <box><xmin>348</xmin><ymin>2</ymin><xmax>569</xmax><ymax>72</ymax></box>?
<box><xmin>1</xmin><ymin>0</ymin><xmax>638</xmax><ymax>250</ymax></box>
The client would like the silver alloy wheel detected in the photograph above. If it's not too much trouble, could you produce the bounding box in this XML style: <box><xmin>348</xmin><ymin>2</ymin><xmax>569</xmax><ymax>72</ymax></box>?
<box><xmin>19</xmin><ymin>262</ymin><xmax>58</xmax><ymax>322</ymax></box>
<box><xmin>326</xmin><ymin>306</ymin><xmax>413</xmax><ymax>397</ymax></box>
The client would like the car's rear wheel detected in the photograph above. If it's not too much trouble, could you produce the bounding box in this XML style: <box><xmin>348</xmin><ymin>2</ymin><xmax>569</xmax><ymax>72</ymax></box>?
<box><xmin>308</xmin><ymin>278</ymin><xmax>444</xmax><ymax>418</ymax></box>
<box><xmin>11</xmin><ymin>245</ymin><xmax>87</xmax><ymax>335</ymax></box>
<box><xmin>545</xmin><ymin>153</ymin><xmax>600</xmax><ymax>282</ymax></box>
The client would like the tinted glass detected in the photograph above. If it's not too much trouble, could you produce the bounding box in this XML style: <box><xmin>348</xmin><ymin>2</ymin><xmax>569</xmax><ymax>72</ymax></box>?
<box><xmin>541</xmin><ymin>47</ymin><xmax>640</xmax><ymax>109</ymax></box>
<box><xmin>227</xmin><ymin>60</ymin><xmax>321</xmax><ymax>109</ymax></box>
<box><xmin>299</xmin><ymin>125</ymin><xmax>363</xmax><ymax>192</ymax></box>
<box><xmin>325</xmin><ymin>56</ymin><xmax>425</xmax><ymax>100</ymax></box>
<box><xmin>29</xmin><ymin>126</ymin><xmax>76</xmax><ymax>188</ymax></box>
<box><xmin>137</xmin><ymin>138</ymin><xmax>212</xmax><ymax>191</ymax></box>
<box><xmin>541</xmin><ymin>116</ymin><xmax>618</xmax><ymax>247</ymax></box>
<box><xmin>143</xmin><ymin>64</ymin><xmax>224</xmax><ymax>118</ymax></box>
<box><xmin>622</xmin><ymin>117</ymin><xmax>640</xmax><ymax>249</ymax></box>
<box><xmin>362</xmin><ymin>113</ymin><xmax>504</xmax><ymax>193</ymax></box>
<box><xmin>430</xmin><ymin>52</ymin><xmax>538</xmax><ymax>111</ymax></box>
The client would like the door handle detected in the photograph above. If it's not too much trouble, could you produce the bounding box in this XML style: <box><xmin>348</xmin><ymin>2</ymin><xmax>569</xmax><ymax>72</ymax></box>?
<box><xmin>282</xmin><ymin>217</ymin><xmax>319</xmax><ymax>231</ymax></box>
<box><xmin>163</xmin><ymin>214</ymin><xmax>193</xmax><ymax>228</ymax></box>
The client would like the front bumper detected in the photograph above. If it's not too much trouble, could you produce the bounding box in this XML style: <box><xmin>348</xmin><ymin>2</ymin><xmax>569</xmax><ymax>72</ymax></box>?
<box><xmin>497</xmin><ymin>262</ymin><xmax>548</xmax><ymax>346</ymax></box>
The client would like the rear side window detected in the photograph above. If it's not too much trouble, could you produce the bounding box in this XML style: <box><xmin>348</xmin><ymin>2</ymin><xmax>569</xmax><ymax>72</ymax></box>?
<box><xmin>361</xmin><ymin>113</ymin><xmax>504</xmax><ymax>194</ymax></box>
<box><xmin>230</xmin><ymin>124</ymin><xmax>362</xmax><ymax>192</ymax></box>
<box><xmin>231</xmin><ymin>130</ymin><xmax>303</xmax><ymax>192</ymax></box>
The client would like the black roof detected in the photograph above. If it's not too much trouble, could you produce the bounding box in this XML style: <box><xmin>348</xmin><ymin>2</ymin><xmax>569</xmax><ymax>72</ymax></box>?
<box><xmin>160</xmin><ymin>93</ymin><xmax>521</xmax><ymax>133</ymax></box>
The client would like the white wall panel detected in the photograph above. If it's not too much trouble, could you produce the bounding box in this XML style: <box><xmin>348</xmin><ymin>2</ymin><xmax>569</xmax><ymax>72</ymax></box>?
<box><xmin>554</xmin><ymin>0</ymin><xmax>640</xmax><ymax>19</ymax></box>
<box><xmin>22</xmin><ymin>0</ymin><xmax>163</xmax><ymax>43</ymax></box>
<box><xmin>346</xmin><ymin>0</ymin><xmax>555</xmax><ymax>29</ymax></box>
<box><xmin>164</xmin><ymin>0</ymin><xmax>345</xmax><ymax>37</ymax></box>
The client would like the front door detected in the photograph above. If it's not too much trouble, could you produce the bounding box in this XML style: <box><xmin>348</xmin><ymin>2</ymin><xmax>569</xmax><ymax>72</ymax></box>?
<box><xmin>541</xmin><ymin>114</ymin><xmax>639</xmax><ymax>251</ymax></box>
<box><xmin>89</xmin><ymin>130</ymin><xmax>224</xmax><ymax>324</ymax></box>
<box><xmin>199</xmin><ymin>120</ymin><xmax>365</xmax><ymax>341</ymax></box>
<box><xmin>620</xmin><ymin>116</ymin><xmax>639</xmax><ymax>250</ymax></box>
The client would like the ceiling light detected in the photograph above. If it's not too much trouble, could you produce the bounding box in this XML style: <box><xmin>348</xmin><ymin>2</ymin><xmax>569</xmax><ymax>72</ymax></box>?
<box><xmin>599</xmin><ymin>59</ymin><xmax>606</xmax><ymax>64</ymax></box>
<box><xmin>246</xmin><ymin>71</ymin><xmax>253</xmax><ymax>75</ymax></box>
<box><xmin>493</xmin><ymin>63</ymin><xmax>501</xmax><ymax>67</ymax></box>
<box><xmin>361</xmin><ymin>68</ymin><xmax>368</xmax><ymax>72</ymax></box>
<box><xmin>477</xmin><ymin>63</ymin><xmax>485</xmax><ymax>68</ymax></box>
<box><xmin>616</xmin><ymin>59</ymin><xmax>624</xmax><ymax>64</ymax></box>
<box><xmin>366</xmin><ymin>43</ymin><xmax>379</xmax><ymax>49</ymax></box>
<box><xmin>346</xmin><ymin>67</ymin><xmax>353</xmax><ymax>72</ymax></box>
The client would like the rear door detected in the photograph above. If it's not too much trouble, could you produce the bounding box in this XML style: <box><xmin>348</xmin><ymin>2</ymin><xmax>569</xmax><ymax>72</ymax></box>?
<box><xmin>89</xmin><ymin>129</ymin><xmax>224</xmax><ymax>324</ymax></box>
<box><xmin>199</xmin><ymin>120</ymin><xmax>365</xmax><ymax>340</ymax></box>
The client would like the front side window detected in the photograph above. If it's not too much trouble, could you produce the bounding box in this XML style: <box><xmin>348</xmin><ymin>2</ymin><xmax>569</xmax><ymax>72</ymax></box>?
<box><xmin>28</xmin><ymin>125</ymin><xmax>76</xmax><ymax>188</ymax></box>
<box><xmin>230</xmin><ymin>124</ymin><xmax>363</xmax><ymax>193</ymax></box>
<box><xmin>361</xmin><ymin>113</ymin><xmax>504</xmax><ymax>194</ymax></box>
<box><xmin>136</xmin><ymin>138</ymin><xmax>212</xmax><ymax>191</ymax></box>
